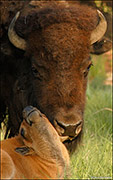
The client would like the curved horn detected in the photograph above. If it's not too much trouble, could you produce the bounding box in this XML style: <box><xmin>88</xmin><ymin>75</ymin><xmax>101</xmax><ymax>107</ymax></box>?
<box><xmin>8</xmin><ymin>11</ymin><xmax>27</xmax><ymax>50</ymax></box>
<box><xmin>90</xmin><ymin>10</ymin><xmax>107</xmax><ymax>45</ymax></box>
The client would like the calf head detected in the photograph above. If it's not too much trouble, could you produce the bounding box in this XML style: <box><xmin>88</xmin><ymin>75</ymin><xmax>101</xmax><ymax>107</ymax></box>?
<box><xmin>15</xmin><ymin>106</ymin><xmax>69</xmax><ymax>161</ymax></box>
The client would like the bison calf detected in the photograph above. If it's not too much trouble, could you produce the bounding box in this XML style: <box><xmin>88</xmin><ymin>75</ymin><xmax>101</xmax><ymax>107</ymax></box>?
<box><xmin>1</xmin><ymin>106</ymin><xmax>69</xmax><ymax>179</ymax></box>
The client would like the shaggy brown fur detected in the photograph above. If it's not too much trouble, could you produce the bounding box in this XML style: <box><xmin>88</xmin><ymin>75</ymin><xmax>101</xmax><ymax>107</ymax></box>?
<box><xmin>1</xmin><ymin>106</ymin><xmax>69</xmax><ymax>179</ymax></box>
<box><xmin>15</xmin><ymin>2</ymin><xmax>98</xmax><ymax>38</ymax></box>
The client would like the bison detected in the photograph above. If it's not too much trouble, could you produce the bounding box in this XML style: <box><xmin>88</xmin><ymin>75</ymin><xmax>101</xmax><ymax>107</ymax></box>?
<box><xmin>1</xmin><ymin>106</ymin><xmax>69</xmax><ymax>179</ymax></box>
<box><xmin>0</xmin><ymin>1</ymin><xmax>111</xmax><ymax>152</ymax></box>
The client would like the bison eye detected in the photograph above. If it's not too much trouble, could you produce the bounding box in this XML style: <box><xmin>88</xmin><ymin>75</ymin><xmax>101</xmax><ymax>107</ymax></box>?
<box><xmin>31</xmin><ymin>66</ymin><xmax>38</xmax><ymax>76</ymax></box>
<box><xmin>83</xmin><ymin>63</ymin><xmax>93</xmax><ymax>78</ymax></box>
<box><xmin>31</xmin><ymin>66</ymin><xmax>42</xmax><ymax>80</ymax></box>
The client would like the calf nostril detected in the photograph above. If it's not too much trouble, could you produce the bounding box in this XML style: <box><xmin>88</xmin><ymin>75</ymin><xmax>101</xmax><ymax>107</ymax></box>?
<box><xmin>22</xmin><ymin>106</ymin><xmax>38</xmax><ymax>125</ymax></box>
<box><xmin>23</xmin><ymin>106</ymin><xmax>38</xmax><ymax>118</ymax></box>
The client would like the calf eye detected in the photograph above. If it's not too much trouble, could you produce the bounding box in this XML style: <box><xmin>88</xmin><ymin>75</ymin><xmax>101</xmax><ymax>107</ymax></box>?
<box><xmin>83</xmin><ymin>63</ymin><xmax>93</xmax><ymax>78</ymax></box>
<box><xmin>20</xmin><ymin>128</ymin><xmax>26</xmax><ymax>139</ymax></box>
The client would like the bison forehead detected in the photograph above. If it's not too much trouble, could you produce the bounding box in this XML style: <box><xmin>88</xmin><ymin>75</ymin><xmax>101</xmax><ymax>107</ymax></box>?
<box><xmin>15</xmin><ymin>2</ymin><xmax>98</xmax><ymax>39</ymax></box>
<box><xmin>43</xmin><ymin>23</ymin><xmax>90</xmax><ymax>59</ymax></box>
<box><xmin>29</xmin><ymin>23</ymin><xmax>90</xmax><ymax>70</ymax></box>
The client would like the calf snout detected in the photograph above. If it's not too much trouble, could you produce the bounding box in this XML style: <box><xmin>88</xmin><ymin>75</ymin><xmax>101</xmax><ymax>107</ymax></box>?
<box><xmin>22</xmin><ymin>106</ymin><xmax>38</xmax><ymax>119</ymax></box>
<box><xmin>22</xmin><ymin>106</ymin><xmax>43</xmax><ymax>125</ymax></box>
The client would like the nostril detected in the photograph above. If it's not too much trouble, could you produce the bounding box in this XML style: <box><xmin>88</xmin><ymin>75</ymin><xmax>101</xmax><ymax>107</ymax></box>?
<box><xmin>75</xmin><ymin>123</ymin><xmax>82</xmax><ymax>134</ymax></box>
<box><xmin>74</xmin><ymin>120</ymin><xmax>82</xmax><ymax>135</ymax></box>
<box><xmin>75</xmin><ymin>125</ymin><xmax>82</xmax><ymax>135</ymax></box>
<box><xmin>22</xmin><ymin>106</ymin><xmax>38</xmax><ymax>125</ymax></box>
<box><xmin>75</xmin><ymin>120</ymin><xmax>82</xmax><ymax>126</ymax></box>
<box><xmin>23</xmin><ymin>106</ymin><xmax>38</xmax><ymax>118</ymax></box>
<box><xmin>23</xmin><ymin>106</ymin><xmax>34</xmax><ymax>120</ymax></box>
<box><xmin>54</xmin><ymin>119</ymin><xmax>65</xmax><ymax>136</ymax></box>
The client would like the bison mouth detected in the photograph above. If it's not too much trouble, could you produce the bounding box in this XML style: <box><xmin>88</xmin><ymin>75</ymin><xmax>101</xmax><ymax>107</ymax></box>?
<box><xmin>60</xmin><ymin>134</ymin><xmax>81</xmax><ymax>143</ymax></box>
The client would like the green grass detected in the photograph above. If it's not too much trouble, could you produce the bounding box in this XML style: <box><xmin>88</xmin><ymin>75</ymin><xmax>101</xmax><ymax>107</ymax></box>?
<box><xmin>0</xmin><ymin>114</ymin><xmax>9</xmax><ymax>141</ymax></box>
<box><xmin>69</xmin><ymin>54</ymin><xmax>112</xmax><ymax>179</ymax></box>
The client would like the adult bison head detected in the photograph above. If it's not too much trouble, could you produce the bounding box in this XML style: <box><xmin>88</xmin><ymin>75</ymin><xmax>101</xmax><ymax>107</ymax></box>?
<box><xmin>7</xmin><ymin>2</ymin><xmax>109</xmax><ymax>151</ymax></box>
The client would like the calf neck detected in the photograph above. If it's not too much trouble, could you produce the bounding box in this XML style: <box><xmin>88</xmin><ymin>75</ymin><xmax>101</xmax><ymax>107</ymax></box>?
<box><xmin>1</xmin><ymin>106</ymin><xmax>69</xmax><ymax>179</ymax></box>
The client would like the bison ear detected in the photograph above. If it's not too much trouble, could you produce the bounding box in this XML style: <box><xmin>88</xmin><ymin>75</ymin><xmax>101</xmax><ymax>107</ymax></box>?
<box><xmin>90</xmin><ymin>37</ymin><xmax>112</xmax><ymax>55</ymax></box>
<box><xmin>15</xmin><ymin>146</ymin><xmax>35</xmax><ymax>156</ymax></box>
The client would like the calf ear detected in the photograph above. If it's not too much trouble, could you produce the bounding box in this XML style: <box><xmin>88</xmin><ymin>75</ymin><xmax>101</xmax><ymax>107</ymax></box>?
<box><xmin>90</xmin><ymin>37</ymin><xmax>112</xmax><ymax>55</ymax></box>
<box><xmin>15</xmin><ymin>146</ymin><xmax>35</xmax><ymax>156</ymax></box>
